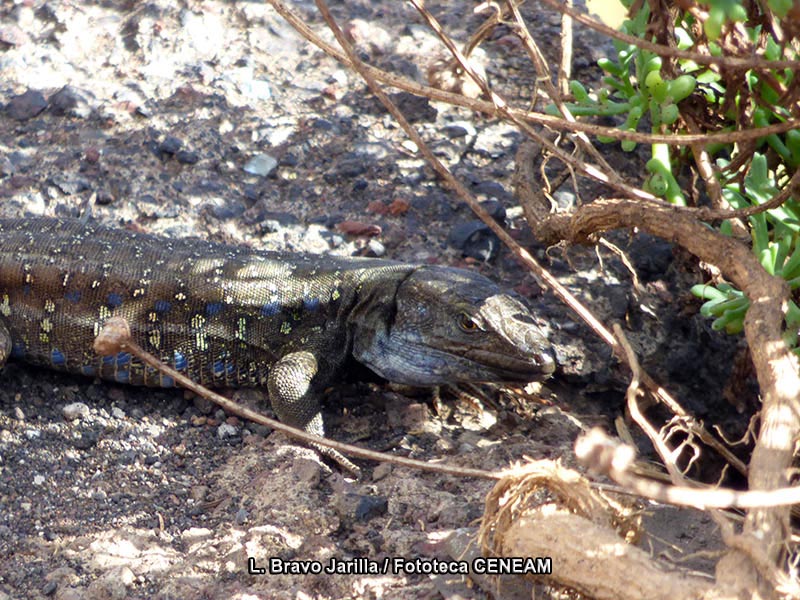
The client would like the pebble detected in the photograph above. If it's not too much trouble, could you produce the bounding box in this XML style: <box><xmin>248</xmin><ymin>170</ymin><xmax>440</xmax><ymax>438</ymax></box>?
<box><xmin>238</xmin><ymin>78</ymin><xmax>272</xmax><ymax>101</ymax></box>
<box><xmin>443</xmin><ymin>121</ymin><xmax>476</xmax><ymax>138</ymax></box>
<box><xmin>204</xmin><ymin>198</ymin><xmax>246</xmax><ymax>220</ymax></box>
<box><xmin>190</xmin><ymin>486</ymin><xmax>208</xmax><ymax>502</ymax></box>
<box><xmin>217</xmin><ymin>422</ymin><xmax>239</xmax><ymax>439</ymax></box>
<box><xmin>234</xmin><ymin>508</ymin><xmax>249</xmax><ymax>525</ymax></box>
<box><xmin>353</xmin><ymin>142</ymin><xmax>389</xmax><ymax>160</ymax></box>
<box><xmin>334</xmin><ymin>493</ymin><xmax>388</xmax><ymax>523</ymax></box>
<box><xmin>366</xmin><ymin>238</ymin><xmax>386</xmax><ymax>257</ymax></box>
<box><xmin>552</xmin><ymin>188</ymin><xmax>577</xmax><ymax>210</ymax></box>
<box><xmin>0</xmin><ymin>155</ymin><xmax>14</xmax><ymax>176</ymax></box>
<box><xmin>346</xmin><ymin>19</ymin><xmax>393</xmax><ymax>54</ymax></box>
<box><xmin>311</xmin><ymin>117</ymin><xmax>334</xmax><ymax>131</ymax></box>
<box><xmin>72</xmin><ymin>430</ymin><xmax>99</xmax><ymax>450</ymax></box>
<box><xmin>473</xmin><ymin>181</ymin><xmax>511</xmax><ymax>202</ymax></box>
<box><xmin>388</xmin><ymin>92</ymin><xmax>437</xmax><ymax>123</ymax></box>
<box><xmin>0</xmin><ymin>23</ymin><xmax>31</xmax><ymax>47</ymax></box>
<box><xmin>263</xmin><ymin>125</ymin><xmax>295</xmax><ymax>147</ymax></box>
<box><xmin>243</xmin><ymin>153</ymin><xmax>277</xmax><ymax>176</ymax></box>
<box><xmin>158</xmin><ymin>136</ymin><xmax>183</xmax><ymax>157</ymax></box>
<box><xmin>49</xmin><ymin>85</ymin><xmax>92</xmax><ymax>118</ymax></box>
<box><xmin>448</xmin><ymin>221</ymin><xmax>500</xmax><ymax>262</ymax></box>
<box><xmin>6</xmin><ymin>89</ymin><xmax>47</xmax><ymax>120</ymax></box>
<box><xmin>41</xmin><ymin>581</ymin><xmax>57</xmax><ymax>596</ymax></box>
<box><xmin>49</xmin><ymin>174</ymin><xmax>91</xmax><ymax>196</ymax></box>
<box><xmin>62</xmin><ymin>402</ymin><xmax>90</xmax><ymax>421</ymax></box>
<box><xmin>325</xmin><ymin>157</ymin><xmax>367</xmax><ymax>180</ymax></box>
<box><xmin>176</xmin><ymin>150</ymin><xmax>200</xmax><ymax>165</ymax></box>
<box><xmin>372</xmin><ymin>463</ymin><xmax>392</xmax><ymax>481</ymax></box>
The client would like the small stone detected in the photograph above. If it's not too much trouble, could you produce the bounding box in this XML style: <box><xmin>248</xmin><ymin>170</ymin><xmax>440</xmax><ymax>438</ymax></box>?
<box><xmin>73</xmin><ymin>430</ymin><xmax>99</xmax><ymax>450</ymax></box>
<box><xmin>443</xmin><ymin>124</ymin><xmax>469</xmax><ymax>138</ymax></box>
<box><xmin>84</xmin><ymin>148</ymin><xmax>101</xmax><ymax>164</ymax></box>
<box><xmin>366</xmin><ymin>238</ymin><xmax>386</xmax><ymax>257</ymax></box>
<box><xmin>388</xmin><ymin>92</ymin><xmax>437</xmax><ymax>123</ymax></box>
<box><xmin>190</xmin><ymin>485</ymin><xmax>208</xmax><ymax>502</ymax></box>
<box><xmin>49</xmin><ymin>86</ymin><xmax>92</xmax><ymax>119</ymax></box>
<box><xmin>0</xmin><ymin>23</ymin><xmax>31</xmax><ymax>47</ymax></box>
<box><xmin>0</xmin><ymin>155</ymin><xmax>15</xmax><ymax>176</ymax></box>
<box><xmin>448</xmin><ymin>221</ymin><xmax>500</xmax><ymax>262</ymax></box>
<box><xmin>234</xmin><ymin>508</ymin><xmax>249</xmax><ymax>525</ymax></box>
<box><xmin>6</xmin><ymin>90</ymin><xmax>47</xmax><ymax>121</ymax></box>
<box><xmin>42</xmin><ymin>580</ymin><xmax>57</xmax><ymax>596</ymax></box>
<box><xmin>243</xmin><ymin>153</ymin><xmax>278</xmax><ymax>176</ymax></box>
<box><xmin>445</xmin><ymin>121</ymin><xmax>477</xmax><ymax>139</ymax></box>
<box><xmin>325</xmin><ymin>157</ymin><xmax>367</xmax><ymax>180</ymax></box>
<box><xmin>335</xmin><ymin>493</ymin><xmax>388</xmax><ymax>523</ymax></box>
<box><xmin>346</xmin><ymin>19</ymin><xmax>393</xmax><ymax>54</ymax></box>
<box><xmin>372</xmin><ymin>463</ymin><xmax>392</xmax><ymax>481</ymax></box>
<box><xmin>176</xmin><ymin>150</ymin><xmax>200</xmax><ymax>165</ymax></box>
<box><xmin>480</xmin><ymin>198</ymin><xmax>507</xmax><ymax>222</ymax></box>
<box><xmin>473</xmin><ymin>181</ymin><xmax>511</xmax><ymax>202</ymax></box>
<box><xmin>311</xmin><ymin>118</ymin><xmax>334</xmax><ymax>131</ymax></box>
<box><xmin>552</xmin><ymin>188</ymin><xmax>576</xmax><ymax>210</ymax></box>
<box><xmin>62</xmin><ymin>402</ymin><xmax>90</xmax><ymax>421</ymax></box>
<box><xmin>239</xmin><ymin>79</ymin><xmax>272</xmax><ymax>100</ymax></box>
<box><xmin>217</xmin><ymin>422</ymin><xmax>239</xmax><ymax>439</ymax></box>
<box><xmin>111</xmin><ymin>406</ymin><xmax>126</xmax><ymax>419</ymax></box>
<box><xmin>292</xmin><ymin>458</ymin><xmax>322</xmax><ymax>486</ymax></box>
<box><xmin>158</xmin><ymin>136</ymin><xmax>183</xmax><ymax>158</ymax></box>
<box><xmin>49</xmin><ymin>174</ymin><xmax>91</xmax><ymax>196</ymax></box>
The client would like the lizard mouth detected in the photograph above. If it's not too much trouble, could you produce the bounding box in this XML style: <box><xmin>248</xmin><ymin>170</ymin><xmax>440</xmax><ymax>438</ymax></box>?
<box><xmin>465</xmin><ymin>347</ymin><xmax>556</xmax><ymax>382</ymax></box>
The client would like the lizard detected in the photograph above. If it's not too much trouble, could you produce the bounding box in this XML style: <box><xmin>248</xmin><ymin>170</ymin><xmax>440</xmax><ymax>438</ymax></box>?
<box><xmin>0</xmin><ymin>217</ymin><xmax>556</xmax><ymax>469</ymax></box>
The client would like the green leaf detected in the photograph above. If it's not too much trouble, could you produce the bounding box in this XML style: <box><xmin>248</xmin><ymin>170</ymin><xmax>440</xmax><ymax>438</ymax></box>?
<box><xmin>691</xmin><ymin>284</ymin><xmax>728</xmax><ymax>301</ymax></box>
<box><xmin>779</xmin><ymin>241</ymin><xmax>800</xmax><ymax>279</ymax></box>
<box><xmin>750</xmin><ymin>211</ymin><xmax>769</xmax><ymax>255</ymax></box>
<box><xmin>667</xmin><ymin>75</ymin><xmax>696</xmax><ymax>102</ymax></box>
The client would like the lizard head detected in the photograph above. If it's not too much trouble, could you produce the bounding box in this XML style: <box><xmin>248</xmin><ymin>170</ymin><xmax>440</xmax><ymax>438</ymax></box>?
<box><xmin>352</xmin><ymin>266</ymin><xmax>555</xmax><ymax>386</ymax></box>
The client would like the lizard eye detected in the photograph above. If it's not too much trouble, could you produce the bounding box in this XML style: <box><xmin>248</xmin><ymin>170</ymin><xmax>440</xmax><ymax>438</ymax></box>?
<box><xmin>459</xmin><ymin>313</ymin><xmax>479</xmax><ymax>332</ymax></box>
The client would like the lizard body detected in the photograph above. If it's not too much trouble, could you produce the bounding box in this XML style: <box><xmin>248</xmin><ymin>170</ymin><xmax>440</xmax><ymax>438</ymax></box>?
<box><xmin>0</xmin><ymin>217</ymin><xmax>555</xmax><ymax>463</ymax></box>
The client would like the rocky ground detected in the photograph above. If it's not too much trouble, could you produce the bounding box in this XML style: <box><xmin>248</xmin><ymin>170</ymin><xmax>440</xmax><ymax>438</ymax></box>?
<box><xmin>0</xmin><ymin>1</ymin><xmax>745</xmax><ymax>598</ymax></box>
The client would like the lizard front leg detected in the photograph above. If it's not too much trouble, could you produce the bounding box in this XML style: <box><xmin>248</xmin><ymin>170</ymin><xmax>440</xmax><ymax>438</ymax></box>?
<box><xmin>267</xmin><ymin>351</ymin><xmax>359</xmax><ymax>474</ymax></box>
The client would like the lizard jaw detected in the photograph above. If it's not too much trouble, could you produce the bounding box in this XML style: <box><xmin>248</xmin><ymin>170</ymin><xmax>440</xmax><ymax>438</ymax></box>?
<box><xmin>358</xmin><ymin>338</ymin><xmax>555</xmax><ymax>387</ymax></box>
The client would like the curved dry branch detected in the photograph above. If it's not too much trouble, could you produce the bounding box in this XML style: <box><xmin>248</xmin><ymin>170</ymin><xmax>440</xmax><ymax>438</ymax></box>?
<box><xmin>539</xmin><ymin>199</ymin><xmax>800</xmax><ymax>589</ymax></box>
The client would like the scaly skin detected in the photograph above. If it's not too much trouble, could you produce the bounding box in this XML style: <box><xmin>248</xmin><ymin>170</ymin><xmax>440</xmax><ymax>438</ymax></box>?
<box><xmin>0</xmin><ymin>217</ymin><xmax>555</xmax><ymax>466</ymax></box>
